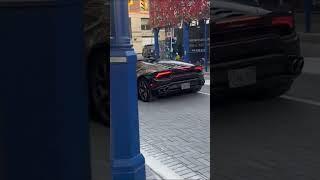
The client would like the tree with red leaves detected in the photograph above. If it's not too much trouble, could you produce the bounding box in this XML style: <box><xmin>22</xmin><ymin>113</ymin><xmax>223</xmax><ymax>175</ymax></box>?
<box><xmin>149</xmin><ymin>0</ymin><xmax>210</xmax><ymax>28</ymax></box>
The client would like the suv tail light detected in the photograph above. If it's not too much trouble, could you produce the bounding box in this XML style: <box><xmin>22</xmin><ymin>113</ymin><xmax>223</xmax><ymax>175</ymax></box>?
<box><xmin>272</xmin><ymin>16</ymin><xmax>294</xmax><ymax>29</ymax></box>
<box><xmin>155</xmin><ymin>70</ymin><xmax>172</xmax><ymax>79</ymax></box>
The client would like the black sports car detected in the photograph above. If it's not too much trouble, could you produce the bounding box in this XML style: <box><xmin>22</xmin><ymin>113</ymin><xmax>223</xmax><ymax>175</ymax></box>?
<box><xmin>137</xmin><ymin>59</ymin><xmax>205</xmax><ymax>101</ymax></box>
<box><xmin>212</xmin><ymin>0</ymin><xmax>304</xmax><ymax>98</ymax></box>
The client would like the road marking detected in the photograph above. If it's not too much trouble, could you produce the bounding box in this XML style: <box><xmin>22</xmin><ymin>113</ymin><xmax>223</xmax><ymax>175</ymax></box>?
<box><xmin>281</xmin><ymin>95</ymin><xmax>320</xmax><ymax>106</ymax></box>
<box><xmin>205</xmin><ymin>80</ymin><xmax>210</xmax><ymax>86</ymax></box>
<box><xmin>198</xmin><ymin>91</ymin><xmax>210</xmax><ymax>96</ymax></box>
<box><xmin>140</xmin><ymin>149</ymin><xmax>183</xmax><ymax>180</ymax></box>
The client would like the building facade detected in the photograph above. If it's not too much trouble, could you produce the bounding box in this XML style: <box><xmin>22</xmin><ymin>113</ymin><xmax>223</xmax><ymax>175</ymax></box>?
<box><xmin>128</xmin><ymin>0</ymin><xmax>165</xmax><ymax>54</ymax></box>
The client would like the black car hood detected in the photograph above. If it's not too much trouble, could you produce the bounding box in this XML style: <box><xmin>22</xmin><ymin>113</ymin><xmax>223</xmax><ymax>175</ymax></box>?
<box><xmin>136</xmin><ymin>60</ymin><xmax>195</xmax><ymax>78</ymax></box>
<box><xmin>212</xmin><ymin>0</ymin><xmax>271</xmax><ymax>22</ymax></box>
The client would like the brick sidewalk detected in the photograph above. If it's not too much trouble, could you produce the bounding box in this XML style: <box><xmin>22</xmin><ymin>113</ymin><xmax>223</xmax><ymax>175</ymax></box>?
<box><xmin>90</xmin><ymin>122</ymin><xmax>161</xmax><ymax>180</ymax></box>
<box><xmin>139</xmin><ymin>92</ymin><xmax>210</xmax><ymax>179</ymax></box>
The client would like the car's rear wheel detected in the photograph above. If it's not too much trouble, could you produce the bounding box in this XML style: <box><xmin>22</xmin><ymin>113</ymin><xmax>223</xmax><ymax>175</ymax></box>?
<box><xmin>191</xmin><ymin>86</ymin><xmax>202</xmax><ymax>93</ymax></box>
<box><xmin>88</xmin><ymin>49</ymin><xmax>109</xmax><ymax>126</ymax></box>
<box><xmin>138</xmin><ymin>78</ymin><xmax>153</xmax><ymax>102</ymax></box>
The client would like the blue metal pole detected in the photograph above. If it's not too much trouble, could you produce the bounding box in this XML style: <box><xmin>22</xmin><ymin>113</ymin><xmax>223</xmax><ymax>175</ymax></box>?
<box><xmin>0</xmin><ymin>1</ymin><xmax>90</xmax><ymax>180</ymax></box>
<box><xmin>204</xmin><ymin>19</ymin><xmax>208</xmax><ymax>72</ymax></box>
<box><xmin>110</xmin><ymin>0</ymin><xmax>146</xmax><ymax>180</ymax></box>
<box><xmin>304</xmin><ymin>0</ymin><xmax>312</xmax><ymax>33</ymax></box>
<box><xmin>183</xmin><ymin>22</ymin><xmax>190</xmax><ymax>63</ymax></box>
<box><xmin>154</xmin><ymin>28</ymin><xmax>160</xmax><ymax>59</ymax></box>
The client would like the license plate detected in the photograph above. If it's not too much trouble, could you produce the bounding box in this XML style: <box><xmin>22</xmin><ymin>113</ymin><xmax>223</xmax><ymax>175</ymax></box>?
<box><xmin>181</xmin><ymin>83</ymin><xmax>191</xmax><ymax>90</ymax></box>
<box><xmin>228</xmin><ymin>66</ymin><xmax>256</xmax><ymax>88</ymax></box>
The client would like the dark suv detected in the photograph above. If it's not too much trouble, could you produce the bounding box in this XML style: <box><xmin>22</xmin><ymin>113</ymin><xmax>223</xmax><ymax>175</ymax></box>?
<box><xmin>142</xmin><ymin>44</ymin><xmax>155</xmax><ymax>58</ymax></box>
<box><xmin>212</xmin><ymin>0</ymin><xmax>304</xmax><ymax>98</ymax></box>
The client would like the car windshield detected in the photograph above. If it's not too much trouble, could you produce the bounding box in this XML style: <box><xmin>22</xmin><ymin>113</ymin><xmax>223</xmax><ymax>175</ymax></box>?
<box><xmin>222</xmin><ymin>0</ymin><xmax>260</xmax><ymax>6</ymax></box>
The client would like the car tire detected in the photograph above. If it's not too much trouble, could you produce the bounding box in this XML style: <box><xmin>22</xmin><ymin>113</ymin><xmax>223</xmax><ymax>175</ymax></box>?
<box><xmin>191</xmin><ymin>86</ymin><xmax>202</xmax><ymax>93</ymax></box>
<box><xmin>88</xmin><ymin>49</ymin><xmax>110</xmax><ymax>127</ymax></box>
<box><xmin>138</xmin><ymin>78</ymin><xmax>154</xmax><ymax>102</ymax></box>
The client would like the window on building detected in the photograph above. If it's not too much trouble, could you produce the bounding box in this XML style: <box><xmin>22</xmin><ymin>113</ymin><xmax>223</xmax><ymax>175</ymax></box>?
<box><xmin>141</xmin><ymin>18</ymin><xmax>151</xmax><ymax>30</ymax></box>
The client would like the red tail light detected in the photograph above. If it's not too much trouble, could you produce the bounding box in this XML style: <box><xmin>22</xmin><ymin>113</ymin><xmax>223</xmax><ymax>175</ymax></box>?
<box><xmin>194</xmin><ymin>66</ymin><xmax>203</xmax><ymax>72</ymax></box>
<box><xmin>155</xmin><ymin>70</ymin><xmax>172</xmax><ymax>79</ymax></box>
<box><xmin>272</xmin><ymin>16</ymin><xmax>294</xmax><ymax>29</ymax></box>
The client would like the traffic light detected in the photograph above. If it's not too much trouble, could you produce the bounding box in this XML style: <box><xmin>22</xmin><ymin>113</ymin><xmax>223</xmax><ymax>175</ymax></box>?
<box><xmin>140</xmin><ymin>0</ymin><xmax>148</xmax><ymax>11</ymax></box>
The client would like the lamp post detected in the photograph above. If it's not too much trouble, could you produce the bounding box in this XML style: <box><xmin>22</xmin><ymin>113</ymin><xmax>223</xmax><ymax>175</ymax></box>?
<box><xmin>110</xmin><ymin>0</ymin><xmax>146</xmax><ymax>180</ymax></box>
<box><xmin>171</xmin><ymin>27</ymin><xmax>174</xmax><ymax>59</ymax></box>
<box><xmin>304</xmin><ymin>0</ymin><xmax>312</xmax><ymax>33</ymax></box>
<box><xmin>204</xmin><ymin>19</ymin><xmax>208</xmax><ymax>72</ymax></box>
<box><xmin>183</xmin><ymin>22</ymin><xmax>190</xmax><ymax>63</ymax></box>
<box><xmin>154</xmin><ymin>28</ymin><xmax>160</xmax><ymax>59</ymax></box>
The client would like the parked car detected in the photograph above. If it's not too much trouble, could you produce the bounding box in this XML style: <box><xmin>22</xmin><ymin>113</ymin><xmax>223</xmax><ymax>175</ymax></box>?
<box><xmin>142</xmin><ymin>44</ymin><xmax>155</xmax><ymax>58</ymax></box>
<box><xmin>136</xmin><ymin>59</ymin><xmax>205</xmax><ymax>102</ymax></box>
<box><xmin>212</xmin><ymin>0</ymin><xmax>304</xmax><ymax>99</ymax></box>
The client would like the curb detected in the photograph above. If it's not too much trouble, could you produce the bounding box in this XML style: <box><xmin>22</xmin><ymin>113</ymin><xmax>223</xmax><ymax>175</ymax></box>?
<box><xmin>145</xmin><ymin>165</ymin><xmax>163</xmax><ymax>180</ymax></box>
<box><xmin>141</xmin><ymin>149</ymin><xmax>183</xmax><ymax>180</ymax></box>
<box><xmin>299</xmin><ymin>32</ymin><xmax>320</xmax><ymax>43</ymax></box>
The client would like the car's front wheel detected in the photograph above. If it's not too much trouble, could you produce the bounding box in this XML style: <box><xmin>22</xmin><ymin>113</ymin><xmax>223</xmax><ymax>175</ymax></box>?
<box><xmin>138</xmin><ymin>78</ymin><xmax>153</xmax><ymax>102</ymax></box>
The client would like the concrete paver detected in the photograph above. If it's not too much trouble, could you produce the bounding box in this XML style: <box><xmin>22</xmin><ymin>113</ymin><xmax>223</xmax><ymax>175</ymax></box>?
<box><xmin>89</xmin><ymin>122</ymin><xmax>161</xmax><ymax>180</ymax></box>
<box><xmin>139</xmin><ymin>85</ymin><xmax>210</xmax><ymax>179</ymax></box>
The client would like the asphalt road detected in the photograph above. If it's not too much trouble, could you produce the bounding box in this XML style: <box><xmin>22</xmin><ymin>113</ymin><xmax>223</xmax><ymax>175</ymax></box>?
<box><xmin>213</xmin><ymin>57</ymin><xmax>320</xmax><ymax>180</ymax></box>
<box><xmin>295</xmin><ymin>13</ymin><xmax>320</xmax><ymax>33</ymax></box>
<box><xmin>138</xmin><ymin>80</ymin><xmax>210</xmax><ymax>179</ymax></box>
<box><xmin>301</xmin><ymin>41</ymin><xmax>320</xmax><ymax>57</ymax></box>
